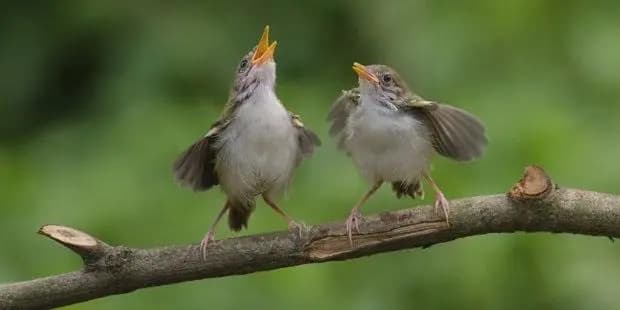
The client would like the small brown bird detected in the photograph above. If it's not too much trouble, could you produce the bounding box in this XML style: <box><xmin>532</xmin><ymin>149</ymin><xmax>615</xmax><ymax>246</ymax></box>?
<box><xmin>329</xmin><ymin>63</ymin><xmax>487</xmax><ymax>243</ymax></box>
<box><xmin>173</xmin><ymin>26</ymin><xmax>320</xmax><ymax>258</ymax></box>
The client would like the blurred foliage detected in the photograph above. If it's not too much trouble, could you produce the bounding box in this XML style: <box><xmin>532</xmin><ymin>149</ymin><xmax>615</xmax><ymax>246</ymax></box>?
<box><xmin>2</xmin><ymin>1</ymin><xmax>620</xmax><ymax>309</ymax></box>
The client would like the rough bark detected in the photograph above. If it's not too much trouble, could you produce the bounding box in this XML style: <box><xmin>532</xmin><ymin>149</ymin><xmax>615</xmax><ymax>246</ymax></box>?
<box><xmin>1</xmin><ymin>166</ymin><xmax>619</xmax><ymax>309</ymax></box>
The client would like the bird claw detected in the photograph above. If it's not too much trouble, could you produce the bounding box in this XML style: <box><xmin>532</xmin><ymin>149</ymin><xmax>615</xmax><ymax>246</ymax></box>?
<box><xmin>434</xmin><ymin>192</ymin><xmax>450</xmax><ymax>225</ymax></box>
<box><xmin>288</xmin><ymin>220</ymin><xmax>307</xmax><ymax>238</ymax></box>
<box><xmin>199</xmin><ymin>231</ymin><xmax>216</xmax><ymax>261</ymax></box>
<box><xmin>345</xmin><ymin>208</ymin><xmax>362</xmax><ymax>246</ymax></box>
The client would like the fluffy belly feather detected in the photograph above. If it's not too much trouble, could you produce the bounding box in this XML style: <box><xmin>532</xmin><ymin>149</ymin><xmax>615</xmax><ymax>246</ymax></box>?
<box><xmin>216</xmin><ymin>89</ymin><xmax>297</xmax><ymax>200</ymax></box>
<box><xmin>345</xmin><ymin>106</ymin><xmax>432</xmax><ymax>183</ymax></box>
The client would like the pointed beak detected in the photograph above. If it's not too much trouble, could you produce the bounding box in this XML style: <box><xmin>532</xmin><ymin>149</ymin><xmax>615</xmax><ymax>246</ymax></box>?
<box><xmin>252</xmin><ymin>25</ymin><xmax>278</xmax><ymax>65</ymax></box>
<box><xmin>352</xmin><ymin>62</ymin><xmax>379</xmax><ymax>84</ymax></box>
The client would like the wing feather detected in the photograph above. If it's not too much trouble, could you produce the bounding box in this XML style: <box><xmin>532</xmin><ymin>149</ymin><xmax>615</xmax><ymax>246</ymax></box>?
<box><xmin>404</xmin><ymin>98</ymin><xmax>486</xmax><ymax>161</ymax></box>
<box><xmin>327</xmin><ymin>88</ymin><xmax>360</xmax><ymax>150</ymax></box>
<box><xmin>172</xmin><ymin>120</ymin><xmax>230</xmax><ymax>191</ymax></box>
<box><xmin>289</xmin><ymin>113</ymin><xmax>321</xmax><ymax>168</ymax></box>
<box><xmin>420</xmin><ymin>104</ymin><xmax>487</xmax><ymax>161</ymax></box>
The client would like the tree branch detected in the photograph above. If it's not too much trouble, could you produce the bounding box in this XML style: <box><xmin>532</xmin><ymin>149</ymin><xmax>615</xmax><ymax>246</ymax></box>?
<box><xmin>1</xmin><ymin>166</ymin><xmax>619</xmax><ymax>309</ymax></box>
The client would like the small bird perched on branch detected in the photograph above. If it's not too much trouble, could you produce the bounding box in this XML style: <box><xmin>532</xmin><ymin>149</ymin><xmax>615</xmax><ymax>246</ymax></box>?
<box><xmin>173</xmin><ymin>26</ymin><xmax>320</xmax><ymax>259</ymax></box>
<box><xmin>328</xmin><ymin>63</ymin><xmax>487</xmax><ymax>243</ymax></box>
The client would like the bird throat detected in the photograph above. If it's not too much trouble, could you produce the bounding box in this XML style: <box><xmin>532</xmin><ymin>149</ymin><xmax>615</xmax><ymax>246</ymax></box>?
<box><xmin>361</xmin><ymin>92</ymin><xmax>399</xmax><ymax>112</ymax></box>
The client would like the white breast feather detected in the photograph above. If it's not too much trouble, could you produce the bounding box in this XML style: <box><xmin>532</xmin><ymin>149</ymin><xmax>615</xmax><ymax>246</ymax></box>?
<box><xmin>216</xmin><ymin>85</ymin><xmax>298</xmax><ymax>201</ymax></box>
<box><xmin>344</xmin><ymin>99</ymin><xmax>433</xmax><ymax>184</ymax></box>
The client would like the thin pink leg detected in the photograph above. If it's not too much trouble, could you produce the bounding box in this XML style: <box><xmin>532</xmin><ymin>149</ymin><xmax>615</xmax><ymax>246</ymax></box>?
<box><xmin>345</xmin><ymin>181</ymin><xmax>383</xmax><ymax>246</ymax></box>
<box><xmin>423</xmin><ymin>173</ymin><xmax>450</xmax><ymax>225</ymax></box>
<box><xmin>200</xmin><ymin>204</ymin><xmax>228</xmax><ymax>260</ymax></box>
<box><xmin>263</xmin><ymin>194</ymin><xmax>304</xmax><ymax>238</ymax></box>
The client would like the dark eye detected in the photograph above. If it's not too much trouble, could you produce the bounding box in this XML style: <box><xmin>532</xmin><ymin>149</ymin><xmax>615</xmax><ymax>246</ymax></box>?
<box><xmin>382</xmin><ymin>74</ymin><xmax>392</xmax><ymax>84</ymax></box>
<box><xmin>239</xmin><ymin>59</ymin><xmax>249</xmax><ymax>72</ymax></box>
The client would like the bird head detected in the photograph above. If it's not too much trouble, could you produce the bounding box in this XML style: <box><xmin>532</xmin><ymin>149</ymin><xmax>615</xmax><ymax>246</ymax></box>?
<box><xmin>232</xmin><ymin>26</ymin><xmax>278</xmax><ymax>92</ymax></box>
<box><xmin>352</xmin><ymin>63</ymin><xmax>410</xmax><ymax>110</ymax></box>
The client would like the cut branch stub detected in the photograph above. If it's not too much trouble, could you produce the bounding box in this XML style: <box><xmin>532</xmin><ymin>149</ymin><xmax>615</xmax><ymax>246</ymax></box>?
<box><xmin>507</xmin><ymin>165</ymin><xmax>554</xmax><ymax>201</ymax></box>
<box><xmin>38</xmin><ymin>225</ymin><xmax>109</xmax><ymax>264</ymax></box>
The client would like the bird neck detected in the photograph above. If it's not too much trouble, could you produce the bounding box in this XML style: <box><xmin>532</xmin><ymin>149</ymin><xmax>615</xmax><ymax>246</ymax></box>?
<box><xmin>251</xmin><ymin>83</ymin><xmax>280</xmax><ymax>107</ymax></box>
<box><xmin>252</xmin><ymin>62</ymin><xmax>277</xmax><ymax>90</ymax></box>
<box><xmin>360</xmin><ymin>92</ymin><xmax>399</xmax><ymax>112</ymax></box>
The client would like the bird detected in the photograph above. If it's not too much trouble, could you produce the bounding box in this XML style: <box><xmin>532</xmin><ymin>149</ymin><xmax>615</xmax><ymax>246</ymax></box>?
<box><xmin>173</xmin><ymin>26</ymin><xmax>320</xmax><ymax>259</ymax></box>
<box><xmin>328</xmin><ymin>62</ymin><xmax>486</xmax><ymax>243</ymax></box>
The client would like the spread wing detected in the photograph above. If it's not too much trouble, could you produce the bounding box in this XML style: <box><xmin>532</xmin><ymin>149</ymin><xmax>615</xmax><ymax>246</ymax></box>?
<box><xmin>327</xmin><ymin>88</ymin><xmax>360</xmax><ymax>150</ymax></box>
<box><xmin>290</xmin><ymin>113</ymin><xmax>321</xmax><ymax>164</ymax></box>
<box><xmin>403</xmin><ymin>97</ymin><xmax>487</xmax><ymax>161</ymax></box>
<box><xmin>172</xmin><ymin>97</ymin><xmax>245</xmax><ymax>192</ymax></box>
<box><xmin>172</xmin><ymin>119</ymin><xmax>230</xmax><ymax>191</ymax></box>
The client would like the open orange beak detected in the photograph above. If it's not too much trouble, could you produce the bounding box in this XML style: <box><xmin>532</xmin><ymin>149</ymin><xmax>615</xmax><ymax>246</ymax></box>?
<box><xmin>352</xmin><ymin>62</ymin><xmax>379</xmax><ymax>84</ymax></box>
<box><xmin>252</xmin><ymin>25</ymin><xmax>278</xmax><ymax>65</ymax></box>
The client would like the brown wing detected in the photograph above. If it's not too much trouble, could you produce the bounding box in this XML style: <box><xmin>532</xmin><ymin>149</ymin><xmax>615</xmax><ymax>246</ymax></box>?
<box><xmin>406</xmin><ymin>99</ymin><xmax>487</xmax><ymax>162</ymax></box>
<box><xmin>327</xmin><ymin>88</ymin><xmax>360</xmax><ymax>150</ymax></box>
<box><xmin>290</xmin><ymin>113</ymin><xmax>321</xmax><ymax>163</ymax></box>
<box><xmin>172</xmin><ymin>120</ymin><xmax>230</xmax><ymax>191</ymax></box>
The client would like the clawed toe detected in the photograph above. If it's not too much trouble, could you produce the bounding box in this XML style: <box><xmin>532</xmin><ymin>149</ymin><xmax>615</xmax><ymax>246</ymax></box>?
<box><xmin>288</xmin><ymin>220</ymin><xmax>307</xmax><ymax>238</ymax></box>
<box><xmin>434</xmin><ymin>193</ymin><xmax>450</xmax><ymax>225</ymax></box>
<box><xmin>199</xmin><ymin>231</ymin><xmax>216</xmax><ymax>261</ymax></box>
<box><xmin>345</xmin><ymin>208</ymin><xmax>362</xmax><ymax>246</ymax></box>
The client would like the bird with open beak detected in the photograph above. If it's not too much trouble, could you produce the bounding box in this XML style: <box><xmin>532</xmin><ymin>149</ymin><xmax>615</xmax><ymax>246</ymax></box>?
<box><xmin>173</xmin><ymin>26</ymin><xmax>320</xmax><ymax>259</ymax></box>
<box><xmin>329</xmin><ymin>63</ymin><xmax>487</xmax><ymax>243</ymax></box>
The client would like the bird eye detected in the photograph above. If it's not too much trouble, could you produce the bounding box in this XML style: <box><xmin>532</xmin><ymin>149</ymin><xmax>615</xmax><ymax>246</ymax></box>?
<box><xmin>239</xmin><ymin>59</ymin><xmax>249</xmax><ymax>72</ymax></box>
<box><xmin>382</xmin><ymin>74</ymin><xmax>392</xmax><ymax>84</ymax></box>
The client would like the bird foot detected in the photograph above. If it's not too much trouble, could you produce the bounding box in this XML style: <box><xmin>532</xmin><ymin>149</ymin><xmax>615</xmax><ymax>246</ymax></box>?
<box><xmin>199</xmin><ymin>230</ymin><xmax>216</xmax><ymax>261</ymax></box>
<box><xmin>288</xmin><ymin>220</ymin><xmax>308</xmax><ymax>238</ymax></box>
<box><xmin>434</xmin><ymin>192</ymin><xmax>450</xmax><ymax>225</ymax></box>
<box><xmin>345</xmin><ymin>207</ymin><xmax>363</xmax><ymax>246</ymax></box>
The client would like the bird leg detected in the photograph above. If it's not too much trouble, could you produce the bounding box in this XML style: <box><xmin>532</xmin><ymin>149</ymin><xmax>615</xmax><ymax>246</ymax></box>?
<box><xmin>423</xmin><ymin>173</ymin><xmax>450</xmax><ymax>225</ymax></box>
<box><xmin>262</xmin><ymin>194</ymin><xmax>304</xmax><ymax>237</ymax></box>
<box><xmin>346</xmin><ymin>181</ymin><xmax>383</xmax><ymax>245</ymax></box>
<box><xmin>200</xmin><ymin>204</ymin><xmax>229</xmax><ymax>260</ymax></box>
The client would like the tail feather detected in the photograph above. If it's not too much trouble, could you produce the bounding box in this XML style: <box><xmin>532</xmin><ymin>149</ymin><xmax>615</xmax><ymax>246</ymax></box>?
<box><xmin>227</xmin><ymin>200</ymin><xmax>255</xmax><ymax>231</ymax></box>
<box><xmin>391</xmin><ymin>180</ymin><xmax>424</xmax><ymax>199</ymax></box>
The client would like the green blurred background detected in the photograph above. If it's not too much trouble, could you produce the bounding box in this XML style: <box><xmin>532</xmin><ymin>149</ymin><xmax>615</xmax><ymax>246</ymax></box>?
<box><xmin>2</xmin><ymin>1</ymin><xmax>620</xmax><ymax>309</ymax></box>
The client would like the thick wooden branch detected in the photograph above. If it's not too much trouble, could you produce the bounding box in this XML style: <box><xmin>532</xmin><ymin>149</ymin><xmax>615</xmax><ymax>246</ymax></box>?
<box><xmin>2</xmin><ymin>166</ymin><xmax>620</xmax><ymax>309</ymax></box>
